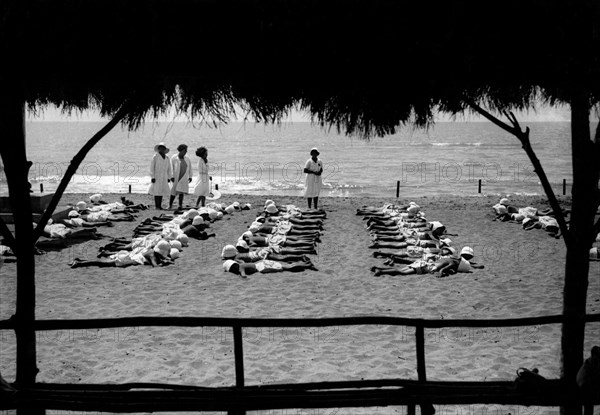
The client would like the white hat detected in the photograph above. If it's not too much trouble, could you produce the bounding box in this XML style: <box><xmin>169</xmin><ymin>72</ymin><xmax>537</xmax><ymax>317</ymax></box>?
<box><xmin>460</xmin><ymin>246</ymin><xmax>474</xmax><ymax>258</ymax></box>
<box><xmin>216</xmin><ymin>212</ymin><xmax>224</xmax><ymax>220</ymax></box>
<box><xmin>223</xmin><ymin>259</ymin><xmax>237</xmax><ymax>272</ymax></box>
<box><xmin>241</xmin><ymin>231</ymin><xmax>253</xmax><ymax>239</ymax></box>
<box><xmin>68</xmin><ymin>210</ymin><xmax>80</xmax><ymax>218</ymax></box>
<box><xmin>407</xmin><ymin>205</ymin><xmax>420</xmax><ymax>214</ymax></box>
<box><xmin>154</xmin><ymin>142</ymin><xmax>170</xmax><ymax>153</ymax></box>
<box><xmin>444</xmin><ymin>247</ymin><xmax>457</xmax><ymax>257</ymax></box>
<box><xmin>225</xmin><ymin>205</ymin><xmax>235</xmax><ymax>214</ymax></box>
<box><xmin>233</xmin><ymin>201</ymin><xmax>241</xmax><ymax>209</ymax></box>
<box><xmin>590</xmin><ymin>247</ymin><xmax>599</xmax><ymax>259</ymax></box>
<box><xmin>310</xmin><ymin>147</ymin><xmax>320</xmax><ymax>155</ymax></box>
<box><xmin>208</xmin><ymin>210</ymin><xmax>219</xmax><ymax>220</ymax></box>
<box><xmin>499</xmin><ymin>198</ymin><xmax>510</xmax><ymax>206</ymax></box>
<box><xmin>264</xmin><ymin>199</ymin><xmax>274</xmax><ymax>207</ymax></box>
<box><xmin>266</xmin><ymin>204</ymin><xmax>278</xmax><ymax>214</ymax></box>
<box><xmin>192</xmin><ymin>216</ymin><xmax>204</xmax><ymax>226</ymax></box>
<box><xmin>440</xmin><ymin>237</ymin><xmax>452</xmax><ymax>247</ymax></box>
<box><xmin>236</xmin><ymin>239</ymin><xmax>249</xmax><ymax>250</ymax></box>
<box><xmin>511</xmin><ymin>213</ymin><xmax>525</xmax><ymax>222</ymax></box>
<box><xmin>495</xmin><ymin>205</ymin><xmax>508</xmax><ymax>215</ymax></box>
<box><xmin>522</xmin><ymin>217</ymin><xmax>533</xmax><ymax>227</ymax></box>
<box><xmin>249</xmin><ymin>222</ymin><xmax>262</xmax><ymax>233</ymax></box>
<box><xmin>457</xmin><ymin>257</ymin><xmax>472</xmax><ymax>272</ymax></box>
<box><xmin>430</xmin><ymin>221</ymin><xmax>444</xmax><ymax>231</ymax></box>
<box><xmin>153</xmin><ymin>240</ymin><xmax>170</xmax><ymax>257</ymax></box>
<box><xmin>89</xmin><ymin>193</ymin><xmax>103</xmax><ymax>203</ymax></box>
<box><xmin>169</xmin><ymin>240</ymin><xmax>183</xmax><ymax>251</ymax></box>
<box><xmin>169</xmin><ymin>248</ymin><xmax>180</xmax><ymax>259</ymax></box>
<box><xmin>76</xmin><ymin>201</ymin><xmax>87</xmax><ymax>211</ymax></box>
<box><xmin>183</xmin><ymin>209</ymin><xmax>200</xmax><ymax>220</ymax></box>
<box><xmin>222</xmin><ymin>244</ymin><xmax>238</xmax><ymax>259</ymax></box>
<box><xmin>244</xmin><ymin>203</ymin><xmax>252</xmax><ymax>209</ymax></box>
<box><xmin>176</xmin><ymin>234</ymin><xmax>189</xmax><ymax>247</ymax></box>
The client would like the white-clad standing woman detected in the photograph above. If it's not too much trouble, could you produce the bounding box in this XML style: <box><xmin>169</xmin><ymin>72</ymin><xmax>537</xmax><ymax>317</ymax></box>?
<box><xmin>169</xmin><ymin>144</ymin><xmax>193</xmax><ymax>210</ymax></box>
<box><xmin>148</xmin><ymin>142</ymin><xmax>172</xmax><ymax>210</ymax></box>
<box><xmin>303</xmin><ymin>147</ymin><xmax>323</xmax><ymax>209</ymax></box>
<box><xmin>193</xmin><ymin>146</ymin><xmax>211</xmax><ymax>208</ymax></box>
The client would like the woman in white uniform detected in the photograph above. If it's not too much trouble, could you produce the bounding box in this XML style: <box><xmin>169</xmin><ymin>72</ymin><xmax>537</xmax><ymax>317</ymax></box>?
<box><xmin>169</xmin><ymin>144</ymin><xmax>193</xmax><ymax>210</ymax></box>
<box><xmin>193</xmin><ymin>146</ymin><xmax>210</xmax><ymax>208</ymax></box>
<box><xmin>148</xmin><ymin>142</ymin><xmax>173</xmax><ymax>210</ymax></box>
<box><xmin>303</xmin><ymin>148</ymin><xmax>323</xmax><ymax>209</ymax></box>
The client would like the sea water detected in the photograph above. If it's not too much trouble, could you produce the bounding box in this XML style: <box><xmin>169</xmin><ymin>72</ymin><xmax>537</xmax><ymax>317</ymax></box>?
<box><xmin>1</xmin><ymin>121</ymin><xmax>582</xmax><ymax>198</ymax></box>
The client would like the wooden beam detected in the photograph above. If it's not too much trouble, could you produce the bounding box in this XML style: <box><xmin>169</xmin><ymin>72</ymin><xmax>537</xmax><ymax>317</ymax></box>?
<box><xmin>1</xmin><ymin>379</ymin><xmax>595</xmax><ymax>412</ymax></box>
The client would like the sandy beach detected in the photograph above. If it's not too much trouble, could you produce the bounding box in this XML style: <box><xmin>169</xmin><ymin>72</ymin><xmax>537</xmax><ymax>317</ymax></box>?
<box><xmin>1</xmin><ymin>192</ymin><xmax>599</xmax><ymax>415</ymax></box>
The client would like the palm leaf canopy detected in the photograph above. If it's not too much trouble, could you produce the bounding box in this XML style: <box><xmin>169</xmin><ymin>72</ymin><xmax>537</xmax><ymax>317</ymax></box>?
<box><xmin>2</xmin><ymin>0</ymin><xmax>599</xmax><ymax>135</ymax></box>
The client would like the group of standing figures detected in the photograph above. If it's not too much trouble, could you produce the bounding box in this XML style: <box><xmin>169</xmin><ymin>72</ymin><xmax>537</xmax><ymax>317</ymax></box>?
<box><xmin>147</xmin><ymin>142</ymin><xmax>210</xmax><ymax>210</ymax></box>
<box><xmin>149</xmin><ymin>143</ymin><xmax>324</xmax><ymax>211</ymax></box>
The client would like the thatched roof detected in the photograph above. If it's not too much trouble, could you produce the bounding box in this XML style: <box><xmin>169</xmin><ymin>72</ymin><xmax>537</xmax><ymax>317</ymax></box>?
<box><xmin>2</xmin><ymin>0</ymin><xmax>600</xmax><ymax>135</ymax></box>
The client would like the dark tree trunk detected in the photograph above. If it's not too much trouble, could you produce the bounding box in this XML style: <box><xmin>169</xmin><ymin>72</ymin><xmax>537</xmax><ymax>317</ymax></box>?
<box><xmin>0</xmin><ymin>88</ymin><xmax>44</xmax><ymax>414</ymax></box>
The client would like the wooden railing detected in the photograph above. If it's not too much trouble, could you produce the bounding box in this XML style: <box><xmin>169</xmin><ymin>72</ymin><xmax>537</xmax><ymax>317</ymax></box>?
<box><xmin>1</xmin><ymin>313</ymin><xmax>599</xmax><ymax>413</ymax></box>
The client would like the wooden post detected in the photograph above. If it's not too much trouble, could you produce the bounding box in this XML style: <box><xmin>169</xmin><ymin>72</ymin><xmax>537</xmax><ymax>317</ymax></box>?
<box><xmin>478</xmin><ymin>179</ymin><xmax>482</xmax><ymax>193</ymax></box>
<box><xmin>563</xmin><ymin>179</ymin><xmax>566</xmax><ymax>196</ymax></box>
<box><xmin>39</xmin><ymin>183</ymin><xmax>43</xmax><ymax>193</ymax></box>
<box><xmin>128</xmin><ymin>184</ymin><xmax>131</xmax><ymax>194</ymax></box>
<box><xmin>415</xmin><ymin>325</ymin><xmax>435</xmax><ymax>415</ymax></box>
<box><xmin>396</xmin><ymin>180</ymin><xmax>400</xmax><ymax>198</ymax></box>
<box><xmin>230</xmin><ymin>325</ymin><xmax>246</xmax><ymax>415</ymax></box>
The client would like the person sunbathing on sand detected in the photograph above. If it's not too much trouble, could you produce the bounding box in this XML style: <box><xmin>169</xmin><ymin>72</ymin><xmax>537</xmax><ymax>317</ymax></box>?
<box><xmin>98</xmin><ymin>234</ymin><xmax>189</xmax><ymax>256</ymax></box>
<box><xmin>356</xmin><ymin>203</ymin><xmax>414</xmax><ymax>216</ymax></box>
<box><xmin>249</xmin><ymin>222</ymin><xmax>321</xmax><ymax>238</ymax></box>
<box><xmin>223</xmin><ymin>258</ymin><xmax>318</xmax><ymax>278</ymax></box>
<box><xmin>251</xmin><ymin>219</ymin><xmax>322</xmax><ymax>233</ymax></box>
<box><xmin>58</xmin><ymin>211</ymin><xmax>114</xmax><ymax>228</ymax></box>
<box><xmin>240</xmin><ymin>231</ymin><xmax>319</xmax><ymax>248</ymax></box>
<box><xmin>257</xmin><ymin>215</ymin><xmax>324</xmax><ymax>227</ymax></box>
<box><xmin>221</xmin><ymin>244</ymin><xmax>311</xmax><ymax>263</ymax></box>
<box><xmin>371</xmin><ymin>246</ymin><xmax>482</xmax><ymax>277</ymax></box>
<box><xmin>369</xmin><ymin>237</ymin><xmax>439</xmax><ymax>249</ymax></box>
<box><xmin>522</xmin><ymin>216</ymin><xmax>561</xmax><ymax>238</ymax></box>
<box><xmin>41</xmin><ymin>222</ymin><xmax>101</xmax><ymax>240</ymax></box>
<box><xmin>264</xmin><ymin>202</ymin><xmax>327</xmax><ymax>218</ymax></box>
<box><xmin>376</xmin><ymin>246</ymin><xmax>454</xmax><ymax>265</ymax></box>
<box><xmin>493</xmin><ymin>198</ymin><xmax>570</xmax><ymax>221</ymax></box>
<box><xmin>371</xmin><ymin>250</ymin><xmax>483</xmax><ymax>277</ymax></box>
<box><xmin>365</xmin><ymin>215</ymin><xmax>427</xmax><ymax>228</ymax></box>
<box><xmin>71</xmin><ymin>240</ymin><xmax>175</xmax><ymax>268</ymax></box>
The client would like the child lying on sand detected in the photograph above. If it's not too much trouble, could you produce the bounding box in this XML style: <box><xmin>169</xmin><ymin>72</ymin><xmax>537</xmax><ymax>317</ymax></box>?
<box><xmin>223</xmin><ymin>258</ymin><xmax>318</xmax><ymax>278</ymax></box>
<box><xmin>371</xmin><ymin>246</ymin><xmax>484</xmax><ymax>277</ymax></box>
<box><xmin>221</xmin><ymin>244</ymin><xmax>310</xmax><ymax>263</ymax></box>
<box><xmin>71</xmin><ymin>239</ymin><xmax>176</xmax><ymax>268</ymax></box>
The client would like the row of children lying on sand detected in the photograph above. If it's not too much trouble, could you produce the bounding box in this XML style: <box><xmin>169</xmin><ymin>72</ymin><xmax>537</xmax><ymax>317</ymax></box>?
<box><xmin>68</xmin><ymin>201</ymin><xmax>249</xmax><ymax>268</ymax></box>
<box><xmin>221</xmin><ymin>200</ymin><xmax>326</xmax><ymax>278</ymax></box>
<box><xmin>0</xmin><ymin>197</ymin><xmax>149</xmax><ymax>261</ymax></box>
<box><xmin>494</xmin><ymin>197</ymin><xmax>600</xmax><ymax>261</ymax></box>
<box><xmin>491</xmin><ymin>197</ymin><xmax>569</xmax><ymax>238</ymax></box>
<box><xmin>357</xmin><ymin>202</ymin><xmax>483</xmax><ymax>278</ymax></box>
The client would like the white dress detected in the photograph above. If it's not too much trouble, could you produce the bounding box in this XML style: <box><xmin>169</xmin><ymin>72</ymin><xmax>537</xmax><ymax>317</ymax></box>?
<box><xmin>303</xmin><ymin>158</ymin><xmax>323</xmax><ymax>198</ymax></box>
<box><xmin>171</xmin><ymin>154</ymin><xmax>193</xmax><ymax>195</ymax></box>
<box><xmin>148</xmin><ymin>153</ymin><xmax>172</xmax><ymax>197</ymax></box>
<box><xmin>193</xmin><ymin>158</ymin><xmax>210</xmax><ymax>197</ymax></box>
